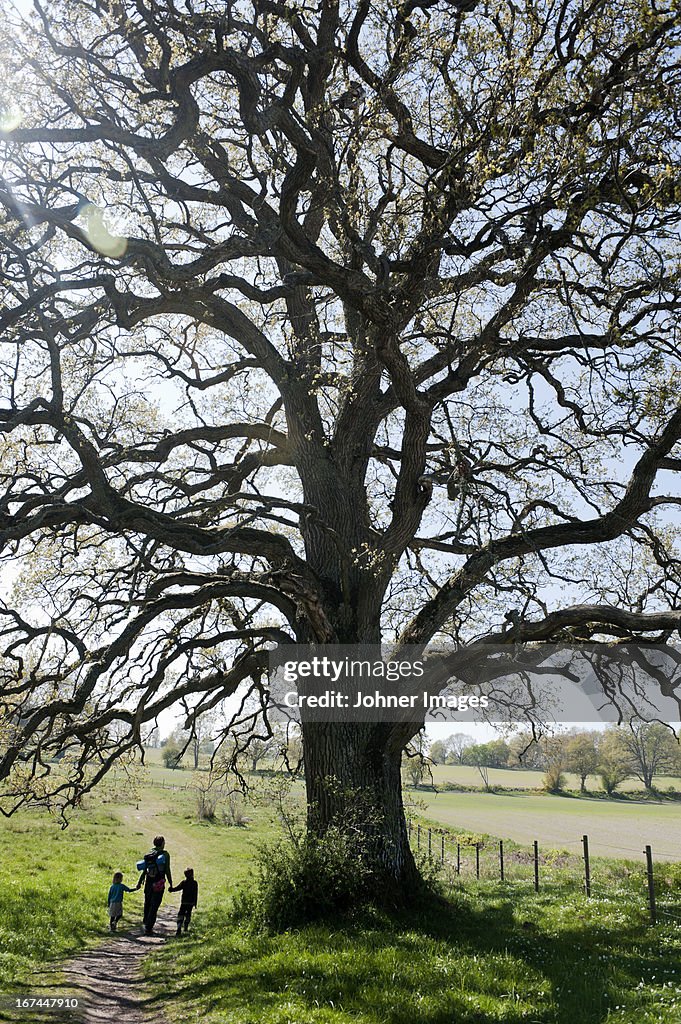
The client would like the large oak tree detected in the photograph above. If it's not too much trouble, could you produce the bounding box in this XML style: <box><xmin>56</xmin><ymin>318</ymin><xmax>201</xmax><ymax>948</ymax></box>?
<box><xmin>1</xmin><ymin>0</ymin><xmax>681</xmax><ymax>895</ymax></box>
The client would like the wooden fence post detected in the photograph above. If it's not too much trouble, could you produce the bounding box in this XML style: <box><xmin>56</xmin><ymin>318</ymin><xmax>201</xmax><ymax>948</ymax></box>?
<box><xmin>476</xmin><ymin>843</ymin><xmax>480</xmax><ymax>879</ymax></box>
<box><xmin>533</xmin><ymin>841</ymin><xmax>539</xmax><ymax>892</ymax></box>
<box><xmin>428</xmin><ymin>828</ymin><xmax>432</xmax><ymax>858</ymax></box>
<box><xmin>441</xmin><ymin>834</ymin><xmax>445</xmax><ymax>865</ymax></box>
<box><xmin>582</xmin><ymin>835</ymin><xmax>591</xmax><ymax>898</ymax></box>
<box><xmin>456</xmin><ymin>842</ymin><xmax>460</xmax><ymax>875</ymax></box>
<box><xmin>645</xmin><ymin>845</ymin><xmax>657</xmax><ymax>925</ymax></box>
<box><xmin>417</xmin><ymin>824</ymin><xmax>421</xmax><ymax>849</ymax></box>
<box><xmin>499</xmin><ymin>839</ymin><xmax>504</xmax><ymax>882</ymax></box>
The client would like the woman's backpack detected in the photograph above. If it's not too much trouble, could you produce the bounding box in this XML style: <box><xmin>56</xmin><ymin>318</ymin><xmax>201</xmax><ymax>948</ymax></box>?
<box><xmin>141</xmin><ymin>850</ymin><xmax>167</xmax><ymax>880</ymax></box>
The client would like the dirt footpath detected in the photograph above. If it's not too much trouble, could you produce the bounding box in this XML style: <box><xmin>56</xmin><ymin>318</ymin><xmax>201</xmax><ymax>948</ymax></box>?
<box><xmin>27</xmin><ymin>911</ymin><xmax>174</xmax><ymax>1024</ymax></box>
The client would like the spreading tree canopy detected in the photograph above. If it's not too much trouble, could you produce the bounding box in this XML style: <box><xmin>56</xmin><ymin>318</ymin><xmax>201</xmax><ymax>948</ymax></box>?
<box><xmin>1</xmin><ymin>0</ymin><xmax>681</xmax><ymax>893</ymax></box>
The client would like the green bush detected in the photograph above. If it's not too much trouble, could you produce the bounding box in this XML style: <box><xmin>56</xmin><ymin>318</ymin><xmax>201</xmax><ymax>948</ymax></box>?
<box><xmin>542</xmin><ymin>764</ymin><xmax>565</xmax><ymax>793</ymax></box>
<box><xmin>234</xmin><ymin>824</ymin><xmax>377</xmax><ymax>930</ymax></box>
<box><xmin>598</xmin><ymin>759</ymin><xmax>629</xmax><ymax>795</ymax></box>
<box><xmin>161</xmin><ymin>740</ymin><xmax>183</xmax><ymax>769</ymax></box>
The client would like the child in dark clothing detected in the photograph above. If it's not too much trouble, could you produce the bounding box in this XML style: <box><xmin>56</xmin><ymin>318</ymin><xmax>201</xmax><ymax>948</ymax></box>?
<box><xmin>169</xmin><ymin>868</ymin><xmax>198</xmax><ymax>936</ymax></box>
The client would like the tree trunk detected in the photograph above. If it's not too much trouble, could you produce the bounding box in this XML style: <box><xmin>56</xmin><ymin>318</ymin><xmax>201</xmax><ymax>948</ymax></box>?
<box><xmin>301</xmin><ymin>720</ymin><xmax>419</xmax><ymax>901</ymax></box>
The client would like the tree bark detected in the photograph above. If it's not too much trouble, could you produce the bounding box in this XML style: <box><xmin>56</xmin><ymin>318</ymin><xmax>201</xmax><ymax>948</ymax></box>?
<box><xmin>301</xmin><ymin>720</ymin><xmax>419</xmax><ymax>900</ymax></box>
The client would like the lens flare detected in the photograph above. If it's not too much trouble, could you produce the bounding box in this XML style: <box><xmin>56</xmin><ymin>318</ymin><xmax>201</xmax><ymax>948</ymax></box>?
<box><xmin>79</xmin><ymin>204</ymin><xmax>127</xmax><ymax>258</ymax></box>
<box><xmin>0</xmin><ymin>103</ymin><xmax>22</xmax><ymax>133</ymax></box>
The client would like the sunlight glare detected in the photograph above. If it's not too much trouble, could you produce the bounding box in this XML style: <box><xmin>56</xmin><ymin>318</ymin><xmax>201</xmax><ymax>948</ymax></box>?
<box><xmin>79</xmin><ymin>203</ymin><xmax>128</xmax><ymax>258</ymax></box>
<box><xmin>0</xmin><ymin>102</ymin><xmax>22</xmax><ymax>133</ymax></box>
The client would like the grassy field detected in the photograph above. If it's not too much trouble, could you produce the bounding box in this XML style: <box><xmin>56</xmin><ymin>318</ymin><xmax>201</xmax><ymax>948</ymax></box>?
<box><xmin>0</xmin><ymin>802</ymin><xmax>141</xmax><ymax>996</ymax></box>
<box><xmin>409</xmin><ymin>788</ymin><xmax>681</xmax><ymax>862</ymax></box>
<box><xmin>144</xmin><ymin>879</ymin><xmax>681</xmax><ymax>1024</ymax></box>
<box><xmin>2</xmin><ymin>761</ymin><xmax>681</xmax><ymax>1023</ymax></box>
<box><xmin>427</xmin><ymin>764</ymin><xmax>681</xmax><ymax>793</ymax></box>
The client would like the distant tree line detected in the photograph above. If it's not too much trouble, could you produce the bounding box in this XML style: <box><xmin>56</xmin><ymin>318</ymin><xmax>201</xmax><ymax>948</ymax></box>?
<box><xmin>159</xmin><ymin>717</ymin><xmax>679</xmax><ymax>798</ymax></box>
<box><xmin>426</xmin><ymin>725</ymin><xmax>681</xmax><ymax>795</ymax></box>
<box><xmin>160</xmin><ymin>719</ymin><xmax>303</xmax><ymax>777</ymax></box>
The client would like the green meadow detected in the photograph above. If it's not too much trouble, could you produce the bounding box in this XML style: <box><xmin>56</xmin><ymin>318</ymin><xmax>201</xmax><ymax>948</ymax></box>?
<box><xmin>411</xmin><ymin>788</ymin><xmax>681</xmax><ymax>862</ymax></box>
<box><xmin>428</xmin><ymin>763</ymin><xmax>681</xmax><ymax>794</ymax></box>
<box><xmin>1</xmin><ymin>757</ymin><xmax>681</xmax><ymax>1024</ymax></box>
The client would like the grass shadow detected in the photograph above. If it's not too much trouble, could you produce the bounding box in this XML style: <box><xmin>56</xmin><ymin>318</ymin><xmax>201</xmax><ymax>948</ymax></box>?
<box><xmin>144</xmin><ymin>883</ymin><xmax>679</xmax><ymax>1024</ymax></box>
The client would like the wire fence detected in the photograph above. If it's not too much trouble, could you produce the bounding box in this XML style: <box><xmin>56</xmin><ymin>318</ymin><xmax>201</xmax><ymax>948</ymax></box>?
<box><xmin>159</xmin><ymin>779</ymin><xmax>194</xmax><ymax>792</ymax></box>
<box><xmin>407</xmin><ymin>822</ymin><xmax>681</xmax><ymax>926</ymax></box>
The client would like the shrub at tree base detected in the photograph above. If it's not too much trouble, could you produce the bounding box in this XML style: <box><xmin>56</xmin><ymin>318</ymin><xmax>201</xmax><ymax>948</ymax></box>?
<box><xmin>235</xmin><ymin>827</ymin><xmax>375</xmax><ymax>931</ymax></box>
<box><xmin>235</xmin><ymin>823</ymin><xmax>434</xmax><ymax>931</ymax></box>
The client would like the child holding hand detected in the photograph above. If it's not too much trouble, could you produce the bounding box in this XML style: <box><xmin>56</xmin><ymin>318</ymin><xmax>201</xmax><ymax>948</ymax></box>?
<box><xmin>107</xmin><ymin>871</ymin><xmax>138</xmax><ymax>932</ymax></box>
<box><xmin>169</xmin><ymin>868</ymin><xmax>198</xmax><ymax>936</ymax></box>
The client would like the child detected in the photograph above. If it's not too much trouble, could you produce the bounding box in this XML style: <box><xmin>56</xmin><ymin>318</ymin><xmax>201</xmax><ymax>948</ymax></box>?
<box><xmin>169</xmin><ymin>868</ymin><xmax>198</xmax><ymax>936</ymax></box>
<box><xmin>107</xmin><ymin>871</ymin><xmax>138</xmax><ymax>932</ymax></box>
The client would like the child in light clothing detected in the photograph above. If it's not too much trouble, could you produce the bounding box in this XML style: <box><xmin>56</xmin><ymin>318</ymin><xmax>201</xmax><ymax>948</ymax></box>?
<box><xmin>107</xmin><ymin>871</ymin><xmax>138</xmax><ymax>931</ymax></box>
